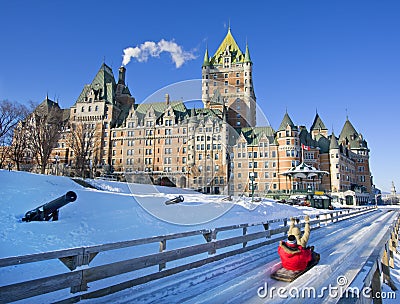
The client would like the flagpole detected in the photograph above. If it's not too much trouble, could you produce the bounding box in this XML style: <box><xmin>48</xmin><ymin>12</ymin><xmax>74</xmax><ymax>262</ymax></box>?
<box><xmin>301</xmin><ymin>144</ymin><xmax>304</xmax><ymax>163</ymax></box>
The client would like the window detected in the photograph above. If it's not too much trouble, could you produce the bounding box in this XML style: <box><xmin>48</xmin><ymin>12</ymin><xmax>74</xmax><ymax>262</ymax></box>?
<box><xmin>224</xmin><ymin>73</ymin><xmax>228</xmax><ymax>78</ymax></box>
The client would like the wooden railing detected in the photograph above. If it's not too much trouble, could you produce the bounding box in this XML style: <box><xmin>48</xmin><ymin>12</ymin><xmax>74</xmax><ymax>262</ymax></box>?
<box><xmin>338</xmin><ymin>210</ymin><xmax>400</xmax><ymax>304</ymax></box>
<box><xmin>0</xmin><ymin>207</ymin><xmax>376</xmax><ymax>303</ymax></box>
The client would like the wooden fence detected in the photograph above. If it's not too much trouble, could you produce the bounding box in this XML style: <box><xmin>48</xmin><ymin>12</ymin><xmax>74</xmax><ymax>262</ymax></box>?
<box><xmin>338</xmin><ymin>210</ymin><xmax>400</xmax><ymax>304</ymax></box>
<box><xmin>0</xmin><ymin>207</ymin><xmax>376</xmax><ymax>303</ymax></box>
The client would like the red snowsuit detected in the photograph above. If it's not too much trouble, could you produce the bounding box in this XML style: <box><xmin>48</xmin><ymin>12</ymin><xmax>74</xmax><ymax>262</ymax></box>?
<box><xmin>278</xmin><ymin>241</ymin><xmax>312</xmax><ymax>271</ymax></box>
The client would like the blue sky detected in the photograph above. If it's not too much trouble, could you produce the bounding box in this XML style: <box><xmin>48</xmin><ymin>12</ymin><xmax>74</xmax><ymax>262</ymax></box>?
<box><xmin>1</xmin><ymin>0</ymin><xmax>399</xmax><ymax>192</ymax></box>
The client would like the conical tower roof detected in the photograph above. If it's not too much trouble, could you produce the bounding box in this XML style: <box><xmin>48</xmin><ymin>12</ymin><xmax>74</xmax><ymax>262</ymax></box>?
<box><xmin>311</xmin><ymin>113</ymin><xmax>327</xmax><ymax>131</ymax></box>
<box><xmin>339</xmin><ymin>117</ymin><xmax>358</xmax><ymax>143</ymax></box>
<box><xmin>34</xmin><ymin>96</ymin><xmax>61</xmax><ymax>116</ymax></box>
<box><xmin>278</xmin><ymin>112</ymin><xmax>296</xmax><ymax>131</ymax></box>
<box><xmin>75</xmin><ymin>63</ymin><xmax>116</xmax><ymax>105</ymax></box>
<box><xmin>202</xmin><ymin>48</ymin><xmax>210</xmax><ymax>67</ymax></box>
<box><xmin>211</xmin><ymin>28</ymin><xmax>244</xmax><ymax>65</ymax></box>
<box><xmin>244</xmin><ymin>43</ymin><xmax>252</xmax><ymax>63</ymax></box>
<box><xmin>329</xmin><ymin>132</ymin><xmax>339</xmax><ymax>150</ymax></box>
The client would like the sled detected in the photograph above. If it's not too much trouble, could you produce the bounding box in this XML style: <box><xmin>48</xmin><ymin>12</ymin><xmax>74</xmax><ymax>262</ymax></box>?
<box><xmin>271</xmin><ymin>252</ymin><xmax>320</xmax><ymax>282</ymax></box>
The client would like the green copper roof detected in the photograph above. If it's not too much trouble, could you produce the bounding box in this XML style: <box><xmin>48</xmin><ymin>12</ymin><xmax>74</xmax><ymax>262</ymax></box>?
<box><xmin>339</xmin><ymin>118</ymin><xmax>358</xmax><ymax>142</ymax></box>
<box><xmin>310</xmin><ymin>113</ymin><xmax>327</xmax><ymax>131</ymax></box>
<box><xmin>75</xmin><ymin>63</ymin><xmax>116</xmax><ymax>105</ymax></box>
<box><xmin>210</xmin><ymin>28</ymin><xmax>244</xmax><ymax>65</ymax></box>
<box><xmin>299</xmin><ymin>128</ymin><xmax>315</xmax><ymax>147</ymax></box>
<box><xmin>244</xmin><ymin>43</ymin><xmax>251</xmax><ymax>63</ymax></box>
<box><xmin>278</xmin><ymin>112</ymin><xmax>296</xmax><ymax>131</ymax></box>
<box><xmin>338</xmin><ymin>118</ymin><xmax>369</xmax><ymax>150</ymax></box>
<box><xmin>315</xmin><ymin>134</ymin><xmax>330</xmax><ymax>153</ymax></box>
<box><xmin>238</xmin><ymin>126</ymin><xmax>275</xmax><ymax>145</ymax></box>
<box><xmin>329</xmin><ymin>132</ymin><xmax>339</xmax><ymax>150</ymax></box>
<box><xmin>34</xmin><ymin>96</ymin><xmax>62</xmax><ymax>117</ymax></box>
<box><xmin>202</xmin><ymin>48</ymin><xmax>210</xmax><ymax>67</ymax></box>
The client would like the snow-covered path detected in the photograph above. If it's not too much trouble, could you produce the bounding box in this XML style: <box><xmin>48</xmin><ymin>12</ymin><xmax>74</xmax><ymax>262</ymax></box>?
<box><xmin>84</xmin><ymin>209</ymin><xmax>398</xmax><ymax>304</ymax></box>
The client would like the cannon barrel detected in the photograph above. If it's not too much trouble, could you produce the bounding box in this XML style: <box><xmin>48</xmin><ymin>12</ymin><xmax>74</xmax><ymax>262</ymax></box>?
<box><xmin>22</xmin><ymin>191</ymin><xmax>77</xmax><ymax>222</ymax></box>
<box><xmin>165</xmin><ymin>195</ymin><xmax>184</xmax><ymax>205</ymax></box>
<box><xmin>43</xmin><ymin>191</ymin><xmax>77</xmax><ymax>214</ymax></box>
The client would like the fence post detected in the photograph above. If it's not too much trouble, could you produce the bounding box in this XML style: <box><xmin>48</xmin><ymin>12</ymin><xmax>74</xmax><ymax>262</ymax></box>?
<box><xmin>371</xmin><ymin>265</ymin><xmax>383</xmax><ymax>304</ymax></box>
<box><xmin>159</xmin><ymin>239</ymin><xmax>166</xmax><ymax>271</ymax></box>
<box><xmin>203</xmin><ymin>230</ymin><xmax>216</xmax><ymax>255</ymax></box>
<box><xmin>380</xmin><ymin>243</ymin><xmax>397</xmax><ymax>291</ymax></box>
<box><xmin>389</xmin><ymin>232</ymin><xmax>396</xmax><ymax>268</ymax></box>
<box><xmin>243</xmin><ymin>227</ymin><xmax>248</xmax><ymax>248</ymax></box>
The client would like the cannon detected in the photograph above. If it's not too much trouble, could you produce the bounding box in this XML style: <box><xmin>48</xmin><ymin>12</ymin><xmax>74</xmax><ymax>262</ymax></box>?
<box><xmin>22</xmin><ymin>191</ymin><xmax>77</xmax><ymax>222</ymax></box>
<box><xmin>165</xmin><ymin>195</ymin><xmax>184</xmax><ymax>205</ymax></box>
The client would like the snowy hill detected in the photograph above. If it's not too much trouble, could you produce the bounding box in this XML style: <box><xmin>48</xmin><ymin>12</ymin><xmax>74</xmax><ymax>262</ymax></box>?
<box><xmin>0</xmin><ymin>170</ymin><xmax>323</xmax><ymax>259</ymax></box>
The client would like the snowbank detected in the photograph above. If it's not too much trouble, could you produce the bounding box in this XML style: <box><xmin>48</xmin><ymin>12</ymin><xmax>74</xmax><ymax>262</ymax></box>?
<box><xmin>0</xmin><ymin>170</ymin><xmax>322</xmax><ymax>258</ymax></box>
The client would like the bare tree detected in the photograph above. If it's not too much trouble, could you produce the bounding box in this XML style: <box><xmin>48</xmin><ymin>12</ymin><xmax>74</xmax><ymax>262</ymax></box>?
<box><xmin>0</xmin><ymin>138</ymin><xmax>12</xmax><ymax>169</ymax></box>
<box><xmin>0</xmin><ymin>100</ymin><xmax>28</xmax><ymax>142</ymax></box>
<box><xmin>68</xmin><ymin>122</ymin><xmax>99</xmax><ymax>177</ymax></box>
<box><xmin>28</xmin><ymin>108</ymin><xmax>62</xmax><ymax>174</ymax></box>
<box><xmin>10</xmin><ymin>121</ymin><xmax>29</xmax><ymax>171</ymax></box>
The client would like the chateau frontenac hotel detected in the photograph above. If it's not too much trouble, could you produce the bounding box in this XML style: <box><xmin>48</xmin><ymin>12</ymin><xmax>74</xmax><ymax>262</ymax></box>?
<box><xmin>25</xmin><ymin>29</ymin><xmax>373</xmax><ymax>205</ymax></box>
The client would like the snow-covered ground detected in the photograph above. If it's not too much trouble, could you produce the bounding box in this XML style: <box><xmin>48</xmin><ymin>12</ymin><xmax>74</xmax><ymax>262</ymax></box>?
<box><xmin>0</xmin><ymin>170</ymin><xmax>399</xmax><ymax>303</ymax></box>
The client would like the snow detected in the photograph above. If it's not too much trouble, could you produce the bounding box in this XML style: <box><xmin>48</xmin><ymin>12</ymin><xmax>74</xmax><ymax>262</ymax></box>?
<box><xmin>0</xmin><ymin>169</ymin><xmax>399</xmax><ymax>303</ymax></box>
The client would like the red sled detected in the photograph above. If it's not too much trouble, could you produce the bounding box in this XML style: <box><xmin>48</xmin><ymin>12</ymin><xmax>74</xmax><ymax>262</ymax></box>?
<box><xmin>271</xmin><ymin>252</ymin><xmax>320</xmax><ymax>282</ymax></box>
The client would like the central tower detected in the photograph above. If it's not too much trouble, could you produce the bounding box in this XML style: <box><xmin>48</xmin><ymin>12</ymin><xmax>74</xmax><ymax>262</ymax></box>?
<box><xmin>202</xmin><ymin>28</ymin><xmax>256</xmax><ymax>128</ymax></box>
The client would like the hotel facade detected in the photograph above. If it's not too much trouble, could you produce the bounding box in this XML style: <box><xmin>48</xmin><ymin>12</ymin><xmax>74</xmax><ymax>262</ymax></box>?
<box><xmin>20</xmin><ymin>29</ymin><xmax>373</xmax><ymax>203</ymax></box>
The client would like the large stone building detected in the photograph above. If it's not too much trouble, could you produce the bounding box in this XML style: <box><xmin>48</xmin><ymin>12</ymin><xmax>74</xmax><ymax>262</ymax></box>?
<box><xmin>19</xmin><ymin>28</ymin><xmax>373</xmax><ymax>203</ymax></box>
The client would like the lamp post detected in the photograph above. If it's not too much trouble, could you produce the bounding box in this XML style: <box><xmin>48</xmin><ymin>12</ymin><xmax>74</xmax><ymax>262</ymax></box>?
<box><xmin>54</xmin><ymin>155</ymin><xmax>60</xmax><ymax>176</ymax></box>
<box><xmin>250</xmin><ymin>172</ymin><xmax>255</xmax><ymax>201</ymax></box>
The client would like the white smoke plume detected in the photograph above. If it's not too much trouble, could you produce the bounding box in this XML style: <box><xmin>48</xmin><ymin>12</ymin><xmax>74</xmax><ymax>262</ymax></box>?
<box><xmin>122</xmin><ymin>39</ymin><xmax>196</xmax><ymax>68</ymax></box>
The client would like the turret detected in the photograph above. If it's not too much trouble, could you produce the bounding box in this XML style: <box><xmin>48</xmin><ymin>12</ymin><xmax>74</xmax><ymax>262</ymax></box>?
<box><xmin>329</xmin><ymin>132</ymin><xmax>340</xmax><ymax>192</ymax></box>
<box><xmin>202</xmin><ymin>48</ymin><xmax>210</xmax><ymax>68</ymax></box>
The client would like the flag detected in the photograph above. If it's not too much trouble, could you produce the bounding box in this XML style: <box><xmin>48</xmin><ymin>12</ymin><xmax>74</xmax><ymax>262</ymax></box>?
<box><xmin>302</xmin><ymin>144</ymin><xmax>311</xmax><ymax>151</ymax></box>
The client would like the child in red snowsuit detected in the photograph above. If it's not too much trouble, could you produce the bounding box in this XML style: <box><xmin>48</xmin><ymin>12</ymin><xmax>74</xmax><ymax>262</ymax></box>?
<box><xmin>278</xmin><ymin>235</ymin><xmax>312</xmax><ymax>271</ymax></box>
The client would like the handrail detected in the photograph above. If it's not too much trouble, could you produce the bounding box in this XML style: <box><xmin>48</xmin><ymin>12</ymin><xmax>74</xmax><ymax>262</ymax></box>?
<box><xmin>338</xmin><ymin>211</ymin><xmax>400</xmax><ymax>302</ymax></box>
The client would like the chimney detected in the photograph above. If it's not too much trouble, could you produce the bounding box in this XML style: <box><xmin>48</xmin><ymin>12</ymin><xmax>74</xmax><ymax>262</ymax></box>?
<box><xmin>118</xmin><ymin>66</ymin><xmax>126</xmax><ymax>85</ymax></box>
<box><xmin>165</xmin><ymin>93</ymin><xmax>170</xmax><ymax>105</ymax></box>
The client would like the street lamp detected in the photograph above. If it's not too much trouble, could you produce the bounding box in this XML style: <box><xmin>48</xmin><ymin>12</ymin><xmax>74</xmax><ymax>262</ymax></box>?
<box><xmin>250</xmin><ymin>172</ymin><xmax>255</xmax><ymax>201</ymax></box>
<box><xmin>54</xmin><ymin>155</ymin><xmax>60</xmax><ymax>176</ymax></box>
